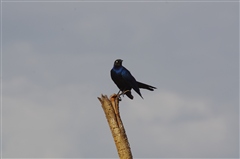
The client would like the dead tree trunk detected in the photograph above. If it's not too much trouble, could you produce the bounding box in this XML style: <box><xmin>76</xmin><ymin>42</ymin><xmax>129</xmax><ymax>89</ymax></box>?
<box><xmin>98</xmin><ymin>94</ymin><xmax>133</xmax><ymax>159</ymax></box>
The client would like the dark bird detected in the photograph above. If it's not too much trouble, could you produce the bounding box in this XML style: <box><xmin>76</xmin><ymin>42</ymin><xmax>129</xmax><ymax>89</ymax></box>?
<box><xmin>111</xmin><ymin>59</ymin><xmax>156</xmax><ymax>99</ymax></box>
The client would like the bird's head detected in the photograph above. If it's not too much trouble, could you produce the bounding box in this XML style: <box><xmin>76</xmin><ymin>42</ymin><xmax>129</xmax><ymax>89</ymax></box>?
<box><xmin>114</xmin><ymin>59</ymin><xmax>123</xmax><ymax>67</ymax></box>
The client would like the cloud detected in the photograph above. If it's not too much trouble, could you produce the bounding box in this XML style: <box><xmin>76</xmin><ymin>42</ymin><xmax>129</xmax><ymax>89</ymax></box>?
<box><xmin>122</xmin><ymin>91</ymin><xmax>238</xmax><ymax>158</ymax></box>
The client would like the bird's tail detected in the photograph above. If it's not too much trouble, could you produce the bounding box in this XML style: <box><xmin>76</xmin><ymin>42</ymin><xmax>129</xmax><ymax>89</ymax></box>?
<box><xmin>137</xmin><ymin>81</ymin><xmax>156</xmax><ymax>91</ymax></box>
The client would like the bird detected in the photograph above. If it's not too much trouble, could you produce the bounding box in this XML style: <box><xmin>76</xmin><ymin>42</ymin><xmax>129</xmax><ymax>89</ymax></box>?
<box><xmin>110</xmin><ymin>59</ymin><xmax>156</xmax><ymax>99</ymax></box>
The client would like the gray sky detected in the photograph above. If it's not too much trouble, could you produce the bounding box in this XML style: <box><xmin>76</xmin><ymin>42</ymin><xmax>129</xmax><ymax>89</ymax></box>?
<box><xmin>2</xmin><ymin>1</ymin><xmax>239</xmax><ymax>158</ymax></box>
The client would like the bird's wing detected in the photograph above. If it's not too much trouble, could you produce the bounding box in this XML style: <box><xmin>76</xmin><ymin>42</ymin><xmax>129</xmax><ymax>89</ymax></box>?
<box><xmin>121</xmin><ymin>67</ymin><xmax>143</xmax><ymax>98</ymax></box>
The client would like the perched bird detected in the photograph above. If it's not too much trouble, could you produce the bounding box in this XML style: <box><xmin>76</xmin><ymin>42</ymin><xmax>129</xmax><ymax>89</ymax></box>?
<box><xmin>111</xmin><ymin>59</ymin><xmax>156</xmax><ymax>99</ymax></box>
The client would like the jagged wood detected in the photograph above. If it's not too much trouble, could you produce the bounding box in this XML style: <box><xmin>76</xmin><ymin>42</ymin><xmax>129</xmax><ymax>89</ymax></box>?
<box><xmin>98</xmin><ymin>94</ymin><xmax>133</xmax><ymax>159</ymax></box>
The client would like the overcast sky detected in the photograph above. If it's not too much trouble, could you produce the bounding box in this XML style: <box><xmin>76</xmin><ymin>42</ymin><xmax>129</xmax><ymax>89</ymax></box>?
<box><xmin>1</xmin><ymin>1</ymin><xmax>239</xmax><ymax>158</ymax></box>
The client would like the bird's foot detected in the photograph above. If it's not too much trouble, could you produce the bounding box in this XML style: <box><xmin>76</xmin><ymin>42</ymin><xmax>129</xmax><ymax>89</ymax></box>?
<box><xmin>115</xmin><ymin>90</ymin><xmax>130</xmax><ymax>101</ymax></box>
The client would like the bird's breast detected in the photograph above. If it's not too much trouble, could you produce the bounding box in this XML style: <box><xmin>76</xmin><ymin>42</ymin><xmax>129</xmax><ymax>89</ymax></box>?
<box><xmin>112</xmin><ymin>67</ymin><xmax>123</xmax><ymax>74</ymax></box>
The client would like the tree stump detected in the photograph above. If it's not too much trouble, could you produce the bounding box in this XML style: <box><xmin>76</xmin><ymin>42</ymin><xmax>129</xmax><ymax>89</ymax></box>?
<box><xmin>98</xmin><ymin>94</ymin><xmax>132</xmax><ymax>159</ymax></box>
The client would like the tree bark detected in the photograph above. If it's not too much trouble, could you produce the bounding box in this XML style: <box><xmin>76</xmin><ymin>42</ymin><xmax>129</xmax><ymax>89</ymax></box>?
<box><xmin>98</xmin><ymin>94</ymin><xmax>133</xmax><ymax>159</ymax></box>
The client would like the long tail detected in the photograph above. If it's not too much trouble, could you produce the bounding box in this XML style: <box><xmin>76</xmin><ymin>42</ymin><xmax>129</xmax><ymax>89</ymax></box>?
<box><xmin>137</xmin><ymin>81</ymin><xmax>156</xmax><ymax>91</ymax></box>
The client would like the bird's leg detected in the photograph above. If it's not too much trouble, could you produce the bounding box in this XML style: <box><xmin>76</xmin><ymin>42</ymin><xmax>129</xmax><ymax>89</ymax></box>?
<box><xmin>116</xmin><ymin>90</ymin><xmax>122</xmax><ymax>101</ymax></box>
<box><xmin>115</xmin><ymin>90</ymin><xmax>130</xmax><ymax>101</ymax></box>
<box><xmin>120</xmin><ymin>90</ymin><xmax>131</xmax><ymax>101</ymax></box>
<box><xmin>120</xmin><ymin>90</ymin><xmax>130</xmax><ymax>96</ymax></box>
<box><xmin>117</xmin><ymin>90</ymin><xmax>121</xmax><ymax>95</ymax></box>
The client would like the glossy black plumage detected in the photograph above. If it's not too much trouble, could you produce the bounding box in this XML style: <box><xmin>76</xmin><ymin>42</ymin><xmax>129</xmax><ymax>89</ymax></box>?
<box><xmin>110</xmin><ymin>59</ymin><xmax>156</xmax><ymax>99</ymax></box>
